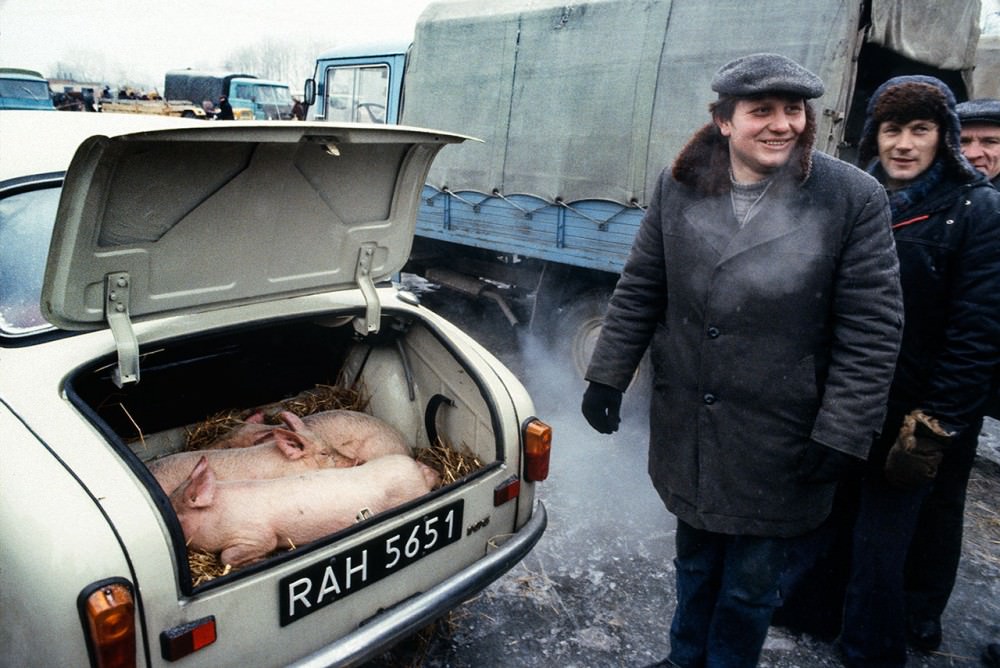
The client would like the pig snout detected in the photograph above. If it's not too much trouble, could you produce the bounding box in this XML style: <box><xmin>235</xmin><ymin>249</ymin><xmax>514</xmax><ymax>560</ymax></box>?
<box><xmin>417</xmin><ymin>461</ymin><xmax>441</xmax><ymax>489</ymax></box>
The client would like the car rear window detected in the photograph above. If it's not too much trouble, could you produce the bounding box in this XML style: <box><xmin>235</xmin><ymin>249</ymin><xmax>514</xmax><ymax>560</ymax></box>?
<box><xmin>0</xmin><ymin>184</ymin><xmax>60</xmax><ymax>337</ymax></box>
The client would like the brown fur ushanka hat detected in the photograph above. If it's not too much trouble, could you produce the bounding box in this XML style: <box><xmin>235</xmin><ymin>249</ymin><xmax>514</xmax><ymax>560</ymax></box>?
<box><xmin>858</xmin><ymin>75</ymin><xmax>978</xmax><ymax>182</ymax></box>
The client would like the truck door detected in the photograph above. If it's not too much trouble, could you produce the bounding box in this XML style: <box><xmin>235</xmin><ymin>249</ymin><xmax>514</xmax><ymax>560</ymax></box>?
<box><xmin>316</xmin><ymin>56</ymin><xmax>402</xmax><ymax>123</ymax></box>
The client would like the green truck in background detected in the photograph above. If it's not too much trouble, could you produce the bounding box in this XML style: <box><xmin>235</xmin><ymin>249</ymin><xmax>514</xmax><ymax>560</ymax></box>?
<box><xmin>165</xmin><ymin>69</ymin><xmax>294</xmax><ymax>120</ymax></box>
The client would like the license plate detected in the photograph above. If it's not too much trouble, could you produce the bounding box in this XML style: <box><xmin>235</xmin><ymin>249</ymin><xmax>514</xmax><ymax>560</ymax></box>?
<box><xmin>279</xmin><ymin>499</ymin><xmax>464</xmax><ymax>626</ymax></box>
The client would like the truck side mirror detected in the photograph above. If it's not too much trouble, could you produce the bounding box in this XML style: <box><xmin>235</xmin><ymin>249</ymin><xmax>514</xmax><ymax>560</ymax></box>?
<box><xmin>303</xmin><ymin>79</ymin><xmax>316</xmax><ymax>107</ymax></box>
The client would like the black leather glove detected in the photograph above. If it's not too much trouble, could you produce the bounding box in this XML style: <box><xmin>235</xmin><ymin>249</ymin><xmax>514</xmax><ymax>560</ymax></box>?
<box><xmin>581</xmin><ymin>381</ymin><xmax>623</xmax><ymax>434</ymax></box>
<box><xmin>798</xmin><ymin>440</ymin><xmax>856</xmax><ymax>484</ymax></box>
<box><xmin>884</xmin><ymin>410</ymin><xmax>952</xmax><ymax>490</ymax></box>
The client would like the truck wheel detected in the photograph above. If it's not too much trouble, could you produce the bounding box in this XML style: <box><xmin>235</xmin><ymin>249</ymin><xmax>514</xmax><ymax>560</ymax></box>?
<box><xmin>556</xmin><ymin>290</ymin><xmax>608</xmax><ymax>379</ymax></box>
<box><xmin>555</xmin><ymin>289</ymin><xmax>651</xmax><ymax>392</ymax></box>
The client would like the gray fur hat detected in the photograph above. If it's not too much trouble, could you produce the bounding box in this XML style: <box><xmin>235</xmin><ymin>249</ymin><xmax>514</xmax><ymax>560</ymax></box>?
<box><xmin>957</xmin><ymin>98</ymin><xmax>1000</xmax><ymax>126</ymax></box>
<box><xmin>711</xmin><ymin>53</ymin><xmax>824</xmax><ymax>99</ymax></box>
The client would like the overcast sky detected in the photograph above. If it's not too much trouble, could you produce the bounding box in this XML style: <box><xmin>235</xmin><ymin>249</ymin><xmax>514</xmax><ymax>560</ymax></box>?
<box><xmin>0</xmin><ymin>0</ymin><xmax>435</xmax><ymax>87</ymax></box>
<box><xmin>4</xmin><ymin>0</ymin><xmax>999</xmax><ymax>90</ymax></box>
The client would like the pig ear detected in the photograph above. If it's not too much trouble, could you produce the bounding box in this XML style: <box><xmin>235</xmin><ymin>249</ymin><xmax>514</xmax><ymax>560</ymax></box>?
<box><xmin>271</xmin><ymin>428</ymin><xmax>307</xmax><ymax>460</ymax></box>
<box><xmin>184</xmin><ymin>456</ymin><xmax>216</xmax><ymax>507</ymax></box>
<box><xmin>278</xmin><ymin>411</ymin><xmax>307</xmax><ymax>433</ymax></box>
<box><xmin>250</xmin><ymin>428</ymin><xmax>275</xmax><ymax>446</ymax></box>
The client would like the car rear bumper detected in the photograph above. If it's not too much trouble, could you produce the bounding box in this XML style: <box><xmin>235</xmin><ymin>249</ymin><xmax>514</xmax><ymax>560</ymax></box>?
<box><xmin>289</xmin><ymin>500</ymin><xmax>547</xmax><ymax>667</ymax></box>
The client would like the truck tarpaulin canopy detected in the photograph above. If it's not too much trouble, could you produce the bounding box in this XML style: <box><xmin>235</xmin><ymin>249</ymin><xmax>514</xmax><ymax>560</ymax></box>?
<box><xmin>867</xmin><ymin>0</ymin><xmax>981</xmax><ymax>72</ymax></box>
<box><xmin>401</xmin><ymin>0</ymin><xmax>979</xmax><ymax>208</ymax></box>
<box><xmin>164</xmin><ymin>70</ymin><xmax>255</xmax><ymax>104</ymax></box>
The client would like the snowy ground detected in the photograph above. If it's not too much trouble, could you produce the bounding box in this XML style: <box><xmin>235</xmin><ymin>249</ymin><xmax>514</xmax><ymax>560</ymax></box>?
<box><xmin>368</xmin><ymin>288</ymin><xmax>1000</xmax><ymax>667</ymax></box>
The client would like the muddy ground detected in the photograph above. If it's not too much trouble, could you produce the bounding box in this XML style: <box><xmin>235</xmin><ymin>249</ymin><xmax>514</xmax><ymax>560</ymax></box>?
<box><xmin>368</xmin><ymin>289</ymin><xmax>1000</xmax><ymax>667</ymax></box>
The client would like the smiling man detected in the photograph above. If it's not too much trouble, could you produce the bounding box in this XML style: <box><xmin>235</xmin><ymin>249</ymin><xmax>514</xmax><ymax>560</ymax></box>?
<box><xmin>957</xmin><ymin>98</ymin><xmax>1000</xmax><ymax>187</ymax></box>
<box><xmin>580</xmin><ymin>53</ymin><xmax>904</xmax><ymax>668</ymax></box>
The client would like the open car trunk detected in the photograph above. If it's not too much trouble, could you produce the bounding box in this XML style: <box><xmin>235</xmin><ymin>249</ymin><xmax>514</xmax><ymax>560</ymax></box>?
<box><xmin>64</xmin><ymin>305</ymin><xmax>504</xmax><ymax>593</ymax></box>
<box><xmin>34</xmin><ymin>122</ymin><xmax>541</xmax><ymax>613</ymax></box>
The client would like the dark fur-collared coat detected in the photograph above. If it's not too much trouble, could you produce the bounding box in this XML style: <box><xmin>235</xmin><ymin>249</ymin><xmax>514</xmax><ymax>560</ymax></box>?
<box><xmin>585</xmin><ymin>122</ymin><xmax>904</xmax><ymax>537</ymax></box>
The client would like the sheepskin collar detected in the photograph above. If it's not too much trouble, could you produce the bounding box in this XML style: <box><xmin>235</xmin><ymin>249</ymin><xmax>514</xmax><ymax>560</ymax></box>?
<box><xmin>671</xmin><ymin>105</ymin><xmax>817</xmax><ymax>197</ymax></box>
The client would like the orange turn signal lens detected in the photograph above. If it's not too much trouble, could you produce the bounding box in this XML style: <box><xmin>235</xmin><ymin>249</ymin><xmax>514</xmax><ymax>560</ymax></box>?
<box><xmin>523</xmin><ymin>418</ymin><xmax>551</xmax><ymax>482</ymax></box>
<box><xmin>80</xmin><ymin>580</ymin><xmax>136</xmax><ymax>668</ymax></box>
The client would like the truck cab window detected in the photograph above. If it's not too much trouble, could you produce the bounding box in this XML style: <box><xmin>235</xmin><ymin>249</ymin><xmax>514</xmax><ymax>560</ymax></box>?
<box><xmin>325</xmin><ymin>65</ymin><xmax>389</xmax><ymax>123</ymax></box>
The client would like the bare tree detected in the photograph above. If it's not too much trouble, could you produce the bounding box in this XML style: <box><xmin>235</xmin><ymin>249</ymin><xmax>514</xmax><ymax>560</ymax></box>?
<box><xmin>224</xmin><ymin>38</ymin><xmax>331</xmax><ymax>90</ymax></box>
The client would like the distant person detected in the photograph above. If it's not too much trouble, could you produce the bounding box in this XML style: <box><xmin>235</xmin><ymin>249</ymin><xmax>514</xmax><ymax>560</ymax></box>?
<box><xmin>217</xmin><ymin>94</ymin><xmax>234</xmax><ymax>120</ymax></box>
<box><xmin>201</xmin><ymin>99</ymin><xmax>218</xmax><ymax>119</ymax></box>
<box><xmin>580</xmin><ymin>53</ymin><xmax>903</xmax><ymax>667</ymax></box>
<box><xmin>291</xmin><ymin>98</ymin><xmax>305</xmax><ymax>120</ymax></box>
<box><xmin>957</xmin><ymin>98</ymin><xmax>1000</xmax><ymax>187</ymax></box>
<box><xmin>826</xmin><ymin>76</ymin><xmax>1000</xmax><ymax>667</ymax></box>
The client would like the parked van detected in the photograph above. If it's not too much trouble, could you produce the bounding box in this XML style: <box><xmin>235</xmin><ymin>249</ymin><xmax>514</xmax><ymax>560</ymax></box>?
<box><xmin>164</xmin><ymin>69</ymin><xmax>294</xmax><ymax>120</ymax></box>
<box><xmin>0</xmin><ymin>68</ymin><xmax>54</xmax><ymax>111</ymax></box>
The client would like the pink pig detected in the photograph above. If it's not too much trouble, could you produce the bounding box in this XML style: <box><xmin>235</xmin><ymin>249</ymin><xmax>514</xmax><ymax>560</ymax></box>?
<box><xmin>149</xmin><ymin>435</ymin><xmax>341</xmax><ymax>494</ymax></box>
<box><xmin>274</xmin><ymin>410</ymin><xmax>412</xmax><ymax>465</ymax></box>
<box><xmin>170</xmin><ymin>454</ymin><xmax>441</xmax><ymax>567</ymax></box>
<box><xmin>207</xmin><ymin>410</ymin><xmax>412</xmax><ymax>467</ymax></box>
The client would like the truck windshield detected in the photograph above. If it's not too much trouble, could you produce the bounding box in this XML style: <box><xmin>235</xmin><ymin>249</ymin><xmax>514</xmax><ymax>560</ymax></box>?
<box><xmin>324</xmin><ymin>64</ymin><xmax>388</xmax><ymax>123</ymax></box>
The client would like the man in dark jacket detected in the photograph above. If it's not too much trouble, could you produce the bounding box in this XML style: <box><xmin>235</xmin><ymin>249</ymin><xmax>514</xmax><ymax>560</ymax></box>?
<box><xmin>580</xmin><ymin>53</ymin><xmax>904</xmax><ymax>668</ymax></box>
<box><xmin>834</xmin><ymin>76</ymin><xmax>1000</xmax><ymax>668</ymax></box>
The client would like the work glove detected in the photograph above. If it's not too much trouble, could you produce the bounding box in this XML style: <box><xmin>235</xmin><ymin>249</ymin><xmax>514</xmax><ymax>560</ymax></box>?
<box><xmin>884</xmin><ymin>409</ymin><xmax>953</xmax><ymax>490</ymax></box>
<box><xmin>798</xmin><ymin>440</ymin><xmax>856</xmax><ymax>484</ymax></box>
<box><xmin>581</xmin><ymin>381</ymin><xmax>623</xmax><ymax>434</ymax></box>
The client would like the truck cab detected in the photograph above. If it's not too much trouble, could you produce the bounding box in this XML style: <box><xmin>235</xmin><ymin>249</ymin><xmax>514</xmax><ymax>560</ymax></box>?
<box><xmin>0</xmin><ymin>68</ymin><xmax>55</xmax><ymax>110</ymax></box>
<box><xmin>305</xmin><ymin>39</ymin><xmax>407</xmax><ymax>124</ymax></box>
<box><xmin>165</xmin><ymin>70</ymin><xmax>295</xmax><ymax>120</ymax></box>
<box><xmin>228</xmin><ymin>76</ymin><xmax>295</xmax><ymax>120</ymax></box>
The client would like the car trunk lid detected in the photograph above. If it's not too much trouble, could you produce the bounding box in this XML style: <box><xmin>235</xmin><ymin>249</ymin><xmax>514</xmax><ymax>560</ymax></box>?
<box><xmin>40</xmin><ymin>122</ymin><xmax>466</xmax><ymax>385</ymax></box>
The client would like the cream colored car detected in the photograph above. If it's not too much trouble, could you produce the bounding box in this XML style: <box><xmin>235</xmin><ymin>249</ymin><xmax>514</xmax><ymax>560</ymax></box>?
<box><xmin>0</xmin><ymin>110</ymin><xmax>548</xmax><ymax>667</ymax></box>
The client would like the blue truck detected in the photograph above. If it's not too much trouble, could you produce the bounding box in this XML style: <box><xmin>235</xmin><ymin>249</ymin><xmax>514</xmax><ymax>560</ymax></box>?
<box><xmin>304</xmin><ymin>0</ymin><xmax>982</xmax><ymax>375</ymax></box>
<box><xmin>0</xmin><ymin>68</ymin><xmax>55</xmax><ymax>111</ymax></box>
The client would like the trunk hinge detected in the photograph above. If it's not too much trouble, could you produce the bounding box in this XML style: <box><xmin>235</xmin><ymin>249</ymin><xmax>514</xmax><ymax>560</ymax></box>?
<box><xmin>105</xmin><ymin>272</ymin><xmax>140</xmax><ymax>387</ymax></box>
<box><xmin>353</xmin><ymin>243</ymin><xmax>381</xmax><ymax>336</ymax></box>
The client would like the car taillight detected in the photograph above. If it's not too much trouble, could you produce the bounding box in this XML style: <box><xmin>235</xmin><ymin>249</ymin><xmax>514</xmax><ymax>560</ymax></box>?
<box><xmin>494</xmin><ymin>475</ymin><xmax>521</xmax><ymax>506</ymax></box>
<box><xmin>523</xmin><ymin>418</ymin><xmax>551</xmax><ymax>482</ymax></box>
<box><xmin>79</xmin><ymin>579</ymin><xmax>136</xmax><ymax>668</ymax></box>
<box><xmin>160</xmin><ymin>616</ymin><xmax>217</xmax><ymax>661</ymax></box>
